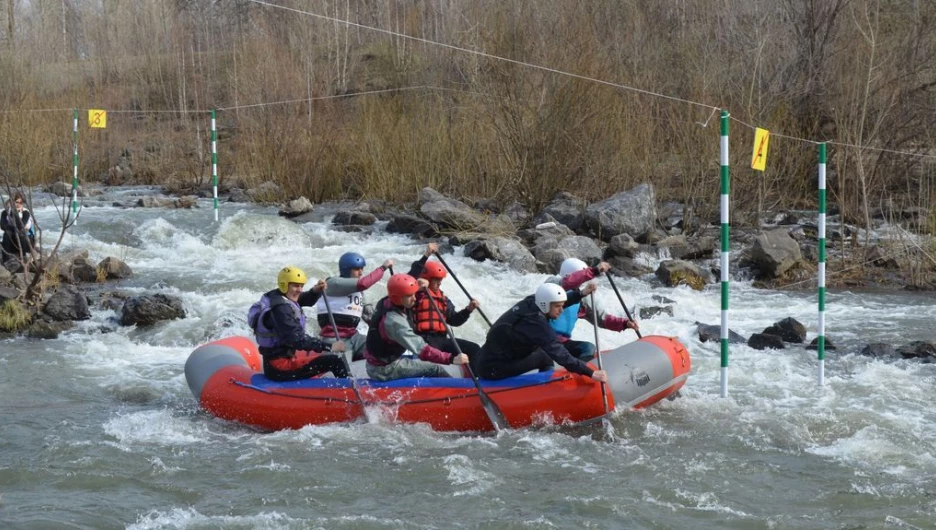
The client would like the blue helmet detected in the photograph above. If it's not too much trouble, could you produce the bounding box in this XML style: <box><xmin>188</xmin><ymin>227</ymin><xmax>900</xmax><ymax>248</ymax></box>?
<box><xmin>338</xmin><ymin>252</ymin><xmax>366</xmax><ymax>277</ymax></box>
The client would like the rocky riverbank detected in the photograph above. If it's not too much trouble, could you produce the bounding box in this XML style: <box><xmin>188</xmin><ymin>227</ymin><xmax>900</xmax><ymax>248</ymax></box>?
<box><xmin>2</xmin><ymin>182</ymin><xmax>933</xmax><ymax>360</ymax></box>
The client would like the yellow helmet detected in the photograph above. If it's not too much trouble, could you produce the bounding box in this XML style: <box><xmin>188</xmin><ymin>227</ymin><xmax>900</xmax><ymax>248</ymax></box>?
<box><xmin>277</xmin><ymin>266</ymin><xmax>307</xmax><ymax>294</ymax></box>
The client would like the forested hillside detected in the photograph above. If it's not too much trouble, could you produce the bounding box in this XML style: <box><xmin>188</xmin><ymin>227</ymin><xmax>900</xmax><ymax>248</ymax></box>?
<box><xmin>1</xmin><ymin>0</ymin><xmax>934</xmax><ymax>233</ymax></box>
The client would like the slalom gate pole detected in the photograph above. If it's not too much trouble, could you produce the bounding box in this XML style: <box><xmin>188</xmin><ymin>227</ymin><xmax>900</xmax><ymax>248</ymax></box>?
<box><xmin>72</xmin><ymin>108</ymin><xmax>80</xmax><ymax>221</ymax></box>
<box><xmin>719</xmin><ymin>110</ymin><xmax>730</xmax><ymax>398</ymax></box>
<box><xmin>211</xmin><ymin>110</ymin><xmax>219</xmax><ymax>222</ymax></box>
<box><xmin>817</xmin><ymin>143</ymin><xmax>827</xmax><ymax>386</ymax></box>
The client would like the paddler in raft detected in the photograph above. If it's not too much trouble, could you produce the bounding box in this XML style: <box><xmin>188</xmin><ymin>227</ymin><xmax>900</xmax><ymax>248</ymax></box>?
<box><xmin>473</xmin><ymin>283</ymin><xmax>609</xmax><ymax>383</ymax></box>
<box><xmin>363</xmin><ymin>273</ymin><xmax>470</xmax><ymax>381</ymax></box>
<box><xmin>248</xmin><ymin>266</ymin><xmax>348</xmax><ymax>381</ymax></box>
<box><xmin>406</xmin><ymin>242</ymin><xmax>482</xmax><ymax>360</ymax></box>
<box><xmin>315</xmin><ymin>251</ymin><xmax>394</xmax><ymax>361</ymax></box>
<box><xmin>543</xmin><ymin>258</ymin><xmax>639</xmax><ymax>362</ymax></box>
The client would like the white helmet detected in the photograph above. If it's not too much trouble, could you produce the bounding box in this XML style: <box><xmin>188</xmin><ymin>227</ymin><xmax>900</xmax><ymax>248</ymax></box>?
<box><xmin>559</xmin><ymin>258</ymin><xmax>588</xmax><ymax>279</ymax></box>
<box><xmin>534</xmin><ymin>283</ymin><xmax>567</xmax><ymax>314</ymax></box>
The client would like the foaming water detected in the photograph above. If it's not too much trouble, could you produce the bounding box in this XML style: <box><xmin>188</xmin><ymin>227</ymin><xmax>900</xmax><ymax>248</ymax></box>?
<box><xmin>2</xmin><ymin>189</ymin><xmax>935</xmax><ymax>528</ymax></box>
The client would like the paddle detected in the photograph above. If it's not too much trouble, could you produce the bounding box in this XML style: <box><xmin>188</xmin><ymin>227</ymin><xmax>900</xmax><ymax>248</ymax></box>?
<box><xmin>590</xmin><ymin>292</ymin><xmax>615</xmax><ymax>441</ymax></box>
<box><xmin>606</xmin><ymin>273</ymin><xmax>642</xmax><ymax>338</ymax></box>
<box><xmin>434</xmin><ymin>254</ymin><xmax>492</xmax><ymax>327</ymax></box>
<box><xmin>423</xmin><ymin>287</ymin><xmax>509</xmax><ymax>431</ymax></box>
<box><xmin>320</xmin><ymin>287</ymin><xmax>367</xmax><ymax>415</ymax></box>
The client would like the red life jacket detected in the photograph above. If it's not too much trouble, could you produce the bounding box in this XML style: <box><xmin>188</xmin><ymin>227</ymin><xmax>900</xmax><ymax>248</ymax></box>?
<box><xmin>413</xmin><ymin>289</ymin><xmax>448</xmax><ymax>334</ymax></box>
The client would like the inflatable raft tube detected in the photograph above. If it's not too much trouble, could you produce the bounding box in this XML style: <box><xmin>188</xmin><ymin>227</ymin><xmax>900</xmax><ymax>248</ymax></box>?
<box><xmin>185</xmin><ymin>335</ymin><xmax>690</xmax><ymax>432</ymax></box>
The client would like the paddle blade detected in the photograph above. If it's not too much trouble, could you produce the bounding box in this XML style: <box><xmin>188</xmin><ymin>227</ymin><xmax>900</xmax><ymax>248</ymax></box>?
<box><xmin>477</xmin><ymin>388</ymin><xmax>510</xmax><ymax>431</ymax></box>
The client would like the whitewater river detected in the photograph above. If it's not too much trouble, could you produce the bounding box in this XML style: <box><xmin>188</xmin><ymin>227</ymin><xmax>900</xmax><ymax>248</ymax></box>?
<box><xmin>2</xmin><ymin>188</ymin><xmax>935</xmax><ymax>529</ymax></box>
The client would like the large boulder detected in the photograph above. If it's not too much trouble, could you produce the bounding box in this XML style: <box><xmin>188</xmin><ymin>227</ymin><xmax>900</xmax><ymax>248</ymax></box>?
<box><xmin>71</xmin><ymin>257</ymin><xmax>100</xmax><ymax>283</ymax></box>
<box><xmin>605</xmin><ymin>234</ymin><xmax>639</xmax><ymax>259</ymax></box>
<box><xmin>386</xmin><ymin>214</ymin><xmax>440</xmax><ymax>238</ymax></box>
<box><xmin>748</xmin><ymin>333</ymin><xmax>786</xmax><ymax>350</ymax></box>
<box><xmin>858</xmin><ymin>343</ymin><xmax>896</xmax><ymax>358</ymax></box>
<box><xmin>120</xmin><ymin>294</ymin><xmax>186</xmax><ymax>327</ymax></box>
<box><xmin>43</xmin><ymin>285</ymin><xmax>91</xmax><ymax>321</ymax></box>
<box><xmin>750</xmin><ymin>229</ymin><xmax>803</xmax><ymax>278</ymax></box>
<box><xmin>583</xmin><ymin>184</ymin><xmax>656</xmax><ymax>241</ymax></box>
<box><xmin>26</xmin><ymin>319</ymin><xmax>75</xmax><ymax>339</ymax></box>
<box><xmin>503</xmin><ymin>201</ymin><xmax>531</xmax><ymax>227</ymax></box>
<box><xmin>656</xmin><ymin>235</ymin><xmax>717</xmax><ymax>260</ymax></box>
<box><xmin>97</xmin><ymin>257</ymin><xmax>133</xmax><ymax>280</ymax></box>
<box><xmin>0</xmin><ymin>284</ymin><xmax>19</xmax><ymax>303</ymax></box>
<box><xmin>696</xmin><ymin>322</ymin><xmax>746</xmax><ymax>344</ymax></box>
<box><xmin>896</xmin><ymin>341</ymin><xmax>936</xmax><ymax>361</ymax></box>
<box><xmin>419</xmin><ymin>188</ymin><xmax>488</xmax><ymax>231</ymax></box>
<box><xmin>533</xmin><ymin>192</ymin><xmax>587</xmax><ymax>232</ymax></box>
<box><xmin>332</xmin><ymin>211</ymin><xmax>378</xmax><ymax>226</ymax></box>
<box><xmin>655</xmin><ymin>260</ymin><xmax>710</xmax><ymax>290</ymax></box>
<box><xmin>807</xmin><ymin>337</ymin><xmax>838</xmax><ymax>351</ymax></box>
<box><xmin>607</xmin><ymin>256</ymin><xmax>654</xmax><ymax>278</ymax></box>
<box><xmin>278</xmin><ymin>197</ymin><xmax>314</xmax><ymax>218</ymax></box>
<box><xmin>532</xmin><ymin>235</ymin><xmax>603</xmax><ymax>273</ymax></box>
<box><xmin>463</xmin><ymin>237</ymin><xmax>538</xmax><ymax>273</ymax></box>
<box><xmin>762</xmin><ymin>317</ymin><xmax>807</xmax><ymax>343</ymax></box>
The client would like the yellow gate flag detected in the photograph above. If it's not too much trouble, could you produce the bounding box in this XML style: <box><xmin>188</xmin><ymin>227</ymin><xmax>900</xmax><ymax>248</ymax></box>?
<box><xmin>751</xmin><ymin>127</ymin><xmax>770</xmax><ymax>171</ymax></box>
<box><xmin>88</xmin><ymin>109</ymin><xmax>107</xmax><ymax>129</ymax></box>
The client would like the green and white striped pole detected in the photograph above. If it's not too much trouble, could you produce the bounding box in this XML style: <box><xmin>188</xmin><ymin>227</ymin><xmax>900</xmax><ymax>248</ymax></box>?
<box><xmin>719</xmin><ymin>110</ymin><xmax>730</xmax><ymax>398</ymax></box>
<box><xmin>817</xmin><ymin>143</ymin><xmax>827</xmax><ymax>385</ymax></box>
<box><xmin>211</xmin><ymin>110</ymin><xmax>219</xmax><ymax>222</ymax></box>
<box><xmin>72</xmin><ymin>108</ymin><xmax>79</xmax><ymax>218</ymax></box>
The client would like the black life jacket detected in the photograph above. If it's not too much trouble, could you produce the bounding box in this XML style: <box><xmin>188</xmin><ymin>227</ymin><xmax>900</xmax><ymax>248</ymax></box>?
<box><xmin>364</xmin><ymin>297</ymin><xmax>412</xmax><ymax>364</ymax></box>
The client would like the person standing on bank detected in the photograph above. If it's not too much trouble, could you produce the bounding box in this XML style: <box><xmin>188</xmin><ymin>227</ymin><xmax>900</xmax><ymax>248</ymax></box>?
<box><xmin>248</xmin><ymin>266</ymin><xmax>348</xmax><ymax>381</ymax></box>
<box><xmin>474</xmin><ymin>282</ymin><xmax>609</xmax><ymax>382</ymax></box>
<box><xmin>407</xmin><ymin>243</ymin><xmax>482</xmax><ymax>359</ymax></box>
<box><xmin>364</xmin><ymin>273</ymin><xmax>470</xmax><ymax>382</ymax></box>
<box><xmin>316</xmin><ymin>252</ymin><xmax>394</xmax><ymax>361</ymax></box>
<box><xmin>1</xmin><ymin>192</ymin><xmax>36</xmax><ymax>258</ymax></box>
<box><xmin>544</xmin><ymin>258</ymin><xmax>639</xmax><ymax>361</ymax></box>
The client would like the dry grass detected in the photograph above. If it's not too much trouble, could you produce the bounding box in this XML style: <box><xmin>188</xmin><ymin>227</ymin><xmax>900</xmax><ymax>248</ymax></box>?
<box><xmin>0</xmin><ymin>299</ymin><xmax>31</xmax><ymax>332</ymax></box>
<box><xmin>0</xmin><ymin>0</ymin><xmax>932</xmax><ymax>236</ymax></box>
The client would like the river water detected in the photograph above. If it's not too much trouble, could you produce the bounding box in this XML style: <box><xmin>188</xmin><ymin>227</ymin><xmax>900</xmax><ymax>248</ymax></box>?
<box><xmin>1</xmin><ymin>188</ymin><xmax>934</xmax><ymax>529</ymax></box>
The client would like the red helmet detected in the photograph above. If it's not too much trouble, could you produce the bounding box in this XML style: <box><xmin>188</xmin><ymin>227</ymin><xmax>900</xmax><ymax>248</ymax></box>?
<box><xmin>387</xmin><ymin>274</ymin><xmax>419</xmax><ymax>305</ymax></box>
<box><xmin>420</xmin><ymin>261</ymin><xmax>447</xmax><ymax>280</ymax></box>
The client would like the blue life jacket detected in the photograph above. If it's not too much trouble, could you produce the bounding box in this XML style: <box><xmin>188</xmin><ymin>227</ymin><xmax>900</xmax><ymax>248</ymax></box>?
<box><xmin>247</xmin><ymin>291</ymin><xmax>305</xmax><ymax>348</ymax></box>
<box><xmin>549</xmin><ymin>303</ymin><xmax>580</xmax><ymax>338</ymax></box>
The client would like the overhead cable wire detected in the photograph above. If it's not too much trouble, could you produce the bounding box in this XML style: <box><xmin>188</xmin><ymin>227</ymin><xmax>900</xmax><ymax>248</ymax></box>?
<box><xmin>729</xmin><ymin>115</ymin><xmax>936</xmax><ymax>161</ymax></box>
<box><xmin>216</xmin><ymin>85</ymin><xmax>432</xmax><ymax>111</ymax></box>
<box><xmin>0</xmin><ymin>108</ymin><xmax>75</xmax><ymax>114</ymax></box>
<box><xmin>7</xmin><ymin>1</ymin><xmax>934</xmax><ymax>160</ymax></box>
<box><xmin>244</xmin><ymin>0</ymin><xmax>720</xmax><ymax>113</ymax></box>
<box><xmin>1</xmin><ymin>86</ymin><xmax>479</xmax><ymax>114</ymax></box>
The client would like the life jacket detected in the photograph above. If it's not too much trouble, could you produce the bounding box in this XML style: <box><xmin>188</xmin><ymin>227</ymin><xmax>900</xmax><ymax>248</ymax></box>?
<box><xmin>315</xmin><ymin>289</ymin><xmax>365</xmax><ymax>333</ymax></box>
<box><xmin>247</xmin><ymin>291</ymin><xmax>304</xmax><ymax>349</ymax></box>
<box><xmin>413</xmin><ymin>289</ymin><xmax>448</xmax><ymax>334</ymax></box>
<box><xmin>549</xmin><ymin>302</ymin><xmax>580</xmax><ymax>339</ymax></box>
<box><xmin>364</xmin><ymin>297</ymin><xmax>411</xmax><ymax>365</ymax></box>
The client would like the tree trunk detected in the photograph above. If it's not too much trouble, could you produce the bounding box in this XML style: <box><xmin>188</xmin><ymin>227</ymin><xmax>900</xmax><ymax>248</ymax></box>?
<box><xmin>7</xmin><ymin>0</ymin><xmax>14</xmax><ymax>50</ymax></box>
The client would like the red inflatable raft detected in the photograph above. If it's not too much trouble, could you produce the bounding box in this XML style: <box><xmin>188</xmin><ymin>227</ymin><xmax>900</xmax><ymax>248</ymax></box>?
<box><xmin>185</xmin><ymin>335</ymin><xmax>690</xmax><ymax>432</ymax></box>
